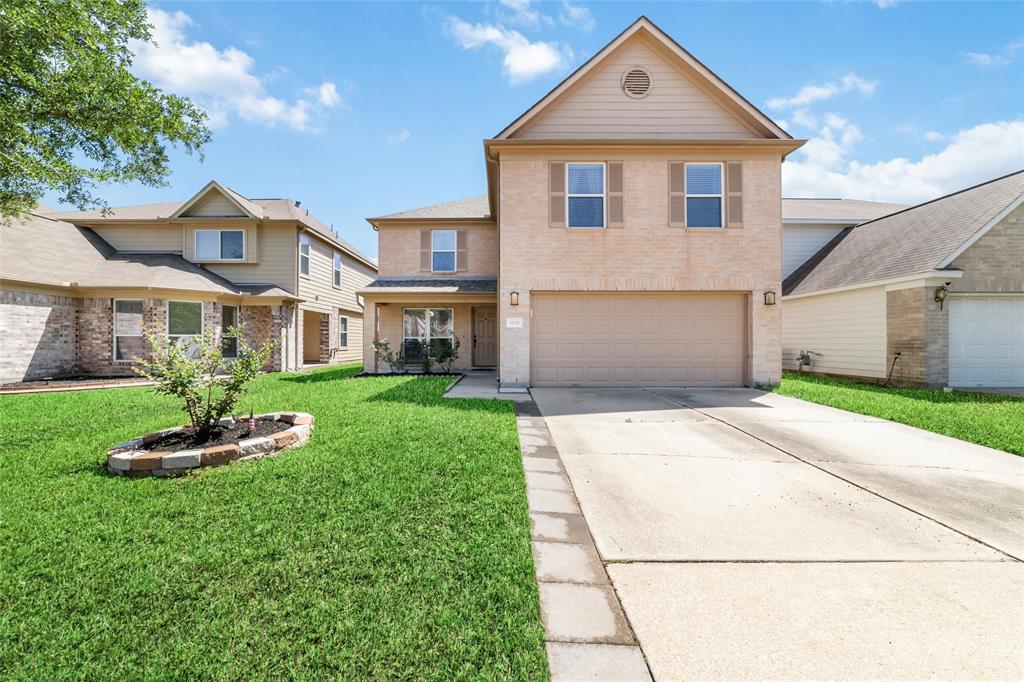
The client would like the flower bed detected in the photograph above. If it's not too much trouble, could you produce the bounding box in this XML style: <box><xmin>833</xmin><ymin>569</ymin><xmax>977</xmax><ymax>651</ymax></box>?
<box><xmin>106</xmin><ymin>412</ymin><xmax>314</xmax><ymax>477</ymax></box>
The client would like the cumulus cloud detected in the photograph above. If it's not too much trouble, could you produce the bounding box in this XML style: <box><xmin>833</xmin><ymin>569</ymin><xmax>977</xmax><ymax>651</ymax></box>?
<box><xmin>767</xmin><ymin>74</ymin><xmax>877</xmax><ymax>110</ymax></box>
<box><xmin>783</xmin><ymin>120</ymin><xmax>1024</xmax><ymax>204</ymax></box>
<box><xmin>560</xmin><ymin>2</ymin><xmax>596</xmax><ymax>31</ymax></box>
<box><xmin>385</xmin><ymin>129</ymin><xmax>411</xmax><ymax>145</ymax></box>
<box><xmin>498</xmin><ymin>0</ymin><xmax>549</xmax><ymax>29</ymax></box>
<box><xmin>965</xmin><ymin>41</ymin><xmax>1024</xmax><ymax>67</ymax></box>
<box><xmin>131</xmin><ymin>7</ymin><xmax>342</xmax><ymax>132</ymax></box>
<box><xmin>445</xmin><ymin>16</ymin><xmax>570</xmax><ymax>84</ymax></box>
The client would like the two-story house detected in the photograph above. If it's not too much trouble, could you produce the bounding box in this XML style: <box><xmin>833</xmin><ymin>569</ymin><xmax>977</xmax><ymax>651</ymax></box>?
<box><xmin>0</xmin><ymin>181</ymin><xmax>376</xmax><ymax>384</ymax></box>
<box><xmin>361</xmin><ymin>17</ymin><xmax>804</xmax><ymax>389</ymax></box>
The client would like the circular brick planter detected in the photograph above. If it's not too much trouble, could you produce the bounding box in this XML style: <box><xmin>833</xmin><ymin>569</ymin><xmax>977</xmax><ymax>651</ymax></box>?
<box><xmin>106</xmin><ymin>412</ymin><xmax>314</xmax><ymax>477</ymax></box>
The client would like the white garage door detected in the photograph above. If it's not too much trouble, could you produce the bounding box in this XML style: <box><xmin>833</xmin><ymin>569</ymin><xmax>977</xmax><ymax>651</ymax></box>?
<box><xmin>949</xmin><ymin>296</ymin><xmax>1024</xmax><ymax>387</ymax></box>
<box><xmin>531</xmin><ymin>293</ymin><xmax>746</xmax><ymax>387</ymax></box>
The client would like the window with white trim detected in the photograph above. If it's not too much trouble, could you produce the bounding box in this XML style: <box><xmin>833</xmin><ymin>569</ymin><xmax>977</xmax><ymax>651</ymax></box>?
<box><xmin>113</xmin><ymin>299</ymin><xmax>143</xmax><ymax>362</ymax></box>
<box><xmin>685</xmin><ymin>163</ymin><xmax>724</xmax><ymax>228</ymax></box>
<box><xmin>195</xmin><ymin>229</ymin><xmax>244</xmax><ymax>260</ymax></box>
<box><xmin>333</xmin><ymin>251</ymin><xmax>342</xmax><ymax>287</ymax></box>
<box><xmin>168</xmin><ymin>301</ymin><xmax>203</xmax><ymax>357</ymax></box>
<box><xmin>431</xmin><ymin>230</ymin><xmax>456</xmax><ymax>272</ymax></box>
<box><xmin>338</xmin><ymin>314</ymin><xmax>348</xmax><ymax>347</ymax></box>
<box><xmin>567</xmin><ymin>162</ymin><xmax>605</xmax><ymax>228</ymax></box>
<box><xmin>402</xmin><ymin>308</ymin><xmax>453</xmax><ymax>360</ymax></box>
<box><xmin>299</xmin><ymin>234</ymin><xmax>310</xmax><ymax>276</ymax></box>
<box><xmin>221</xmin><ymin>304</ymin><xmax>238</xmax><ymax>358</ymax></box>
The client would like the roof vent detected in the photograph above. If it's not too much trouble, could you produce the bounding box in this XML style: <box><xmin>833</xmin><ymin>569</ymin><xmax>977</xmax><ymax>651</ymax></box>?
<box><xmin>622</xmin><ymin>67</ymin><xmax>652</xmax><ymax>98</ymax></box>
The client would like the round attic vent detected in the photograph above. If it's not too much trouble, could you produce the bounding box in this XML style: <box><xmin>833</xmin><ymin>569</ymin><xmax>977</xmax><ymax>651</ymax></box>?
<box><xmin>622</xmin><ymin>67</ymin><xmax>652</xmax><ymax>98</ymax></box>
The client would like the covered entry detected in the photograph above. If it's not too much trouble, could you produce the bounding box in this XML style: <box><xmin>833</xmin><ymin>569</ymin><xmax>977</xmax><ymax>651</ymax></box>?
<box><xmin>531</xmin><ymin>293</ymin><xmax>746</xmax><ymax>387</ymax></box>
<box><xmin>302</xmin><ymin>310</ymin><xmax>328</xmax><ymax>365</ymax></box>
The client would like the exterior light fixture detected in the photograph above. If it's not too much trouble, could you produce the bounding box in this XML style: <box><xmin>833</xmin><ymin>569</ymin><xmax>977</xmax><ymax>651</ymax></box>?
<box><xmin>934</xmin><ymin>283</ymin><xmax>950</xmax><ymax>310</ymax></box>
<box><xmin>510</xmin><ymin>291</ymin><xmax>520</xmax><ymax>306</ymax></box>
<box><xmin>763</xmin><ymin>290</ymin><xmax>777</xmax><ymax>306</ymax></box>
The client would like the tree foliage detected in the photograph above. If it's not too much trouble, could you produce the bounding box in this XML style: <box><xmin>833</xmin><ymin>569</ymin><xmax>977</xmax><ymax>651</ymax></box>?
<box><xmin>0</xmin><ymin>0</ymin><xmax>210</xmax><ymax>221</ymax></box>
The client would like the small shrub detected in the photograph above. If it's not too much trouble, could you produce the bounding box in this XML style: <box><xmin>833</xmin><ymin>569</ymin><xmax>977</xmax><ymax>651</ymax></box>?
<box><xmin>372</xmin><ymin>338</ymin><xmax>406</xmax><ymax>373</ymax></box>
<box><xmin>134</xmin><ymin>323</ymin><xmax>276</xmax><ymax>442</ymax></box>
<box><xmin>430</xmin><ymin>338</ymin><xmax>461</xmax><ymax>373</ymax></box>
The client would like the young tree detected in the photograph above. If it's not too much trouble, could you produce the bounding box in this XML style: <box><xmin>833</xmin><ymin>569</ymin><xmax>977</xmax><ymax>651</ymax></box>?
<box><xmin>0</xmin><ymin>0</ymin><xmax>210</xmax><ymax>221</ymax></box>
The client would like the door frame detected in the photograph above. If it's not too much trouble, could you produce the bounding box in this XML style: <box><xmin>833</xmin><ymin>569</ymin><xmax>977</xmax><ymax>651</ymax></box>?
<box><xmin>471</xmin><ymin>305</ymin><xmax>498</xmax><ymax>368</ymax></box>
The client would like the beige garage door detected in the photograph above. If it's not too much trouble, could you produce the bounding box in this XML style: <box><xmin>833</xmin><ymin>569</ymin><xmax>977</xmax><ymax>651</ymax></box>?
<box><xmin>531</xmin><ymin>293</ymin><xmax>746</xmax><ymax>387</ymax></box>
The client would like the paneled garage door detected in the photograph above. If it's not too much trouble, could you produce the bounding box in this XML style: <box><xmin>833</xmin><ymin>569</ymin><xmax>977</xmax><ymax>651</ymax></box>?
<box><xmin>531</xmin><ymin>293</ymin><xmax>746</xmax><ymax>387</ymax></box>
<box><xmin>949</xmin><ymin>296</ymin><xmax>1024</xmax><ymax>387</ymax></box>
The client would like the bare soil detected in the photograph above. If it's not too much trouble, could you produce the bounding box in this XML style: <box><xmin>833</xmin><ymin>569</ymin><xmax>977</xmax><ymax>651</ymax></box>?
<box><xmin>141</xmin><ymin>419</ymin><xmax>291</xmax><ymax>452</ymax></box>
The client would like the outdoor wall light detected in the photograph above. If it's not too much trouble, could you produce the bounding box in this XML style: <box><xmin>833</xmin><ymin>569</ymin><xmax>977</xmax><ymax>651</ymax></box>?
<box><xmin>763</xmin><ymin>290</ymin><xmax>777</xmax><ymax>306</ymax></box>
<box><xmin>934</xmin><ymin>283</ymin><xmax>950</xmax><ymax>310</ymax></box>
<box><xmin>510</xmin><ymin>291</ymin><xmax>520</xmax><ymax>306</ymax></box>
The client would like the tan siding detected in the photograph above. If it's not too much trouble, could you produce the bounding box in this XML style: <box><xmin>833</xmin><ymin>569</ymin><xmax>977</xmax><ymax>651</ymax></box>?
<box><xmin>202</xmin><ymin>223</ymin><xmax>297</xmax><ymax>290</ymax></box>
<box><xmin>515</xmin><ymin>36</ymin><xmax>756</xmax><ymax>140</ymax></box>
<box><xmin>782</xmin><ymin>224</ymin><xmax>847</xmax><ymax>278</ymax></box>
<box><xmin>334</xmin><ymin>313</ymin><xmax>364</xmax><ymax>364</ymax></box>
<box><xmin>782</xmin><ymin>286</ymin><xmax>888</xmax><ymax>378</ymax></box>
<box><xmin>182</xmin><ymin>192</ymin><xmax>247</xmax><ymax>217</ymax></box>
<box><xmin>91</xmin><ymin>224</ymin><xmax>184</xmax><ymax>253</ymax></box>
<box><xmin>297</xmin><ymin>232</ymin><xmax>376</xmax><ymax>313</ymax></box>
<box><xmin>377</xmin><ymin>223</ymin><xmax>498</xmax><ymax>277</ymax></box>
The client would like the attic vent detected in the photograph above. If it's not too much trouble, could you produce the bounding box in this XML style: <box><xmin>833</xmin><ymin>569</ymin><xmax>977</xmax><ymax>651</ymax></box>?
<box><xmin>622</xmin><ymin>67</ymin><xmax>652</xmax><ymax>98</ymax></box>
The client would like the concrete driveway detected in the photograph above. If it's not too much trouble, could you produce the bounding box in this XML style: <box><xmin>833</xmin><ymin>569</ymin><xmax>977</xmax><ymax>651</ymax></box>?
<box><xmin>532</xmin><ymin>387</ymin><xmax>1024</xmax><ymax>681</ymax></box>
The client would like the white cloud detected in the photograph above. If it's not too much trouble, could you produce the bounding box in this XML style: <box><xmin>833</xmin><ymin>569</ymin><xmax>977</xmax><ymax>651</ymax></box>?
<box><xmin>783</xmin><ymin>119</ymin><xmax>1024</xmax><ymax>204</ymax></box>
<box><xmin>560</xmin><ymin>2</ymin><xmax>596</xmax><ymax>31</ymax></box>
<box><xmin>445</xmin><ymin>17</ymin><xmax>570</xmax><ymax>84</ymax></box>
<box><xmin>923</xmin><ymin>130</ymin><xmax>946</xmax><ymax>142</ymax></box>
<box><xmin>767</xmin><ymin>74</ymin><xmax>877</xmax><ymax>110</ymax></box>
<box><xmin>875</xmin><ymin>0</ymin><xmax>898</xmax><ymax>8</ymax></box>
<box><xmin>385</xmin><ymin>129</ymin><xmax>411</xmax><ymax>145</ymax></box>
<box><xmin>498</xmin><ymin>0</ymin><xmax>550</xmax><ymax>29</ymax></box>
<box><xmin>131</xmin><ymin>7</ymin><xmax>342</xmax><ymax>132</ymax></box>
<box><xmin>965</xmin><ymin>41</ymin><xmax>1024</xmax><ymax>67</ymax></box>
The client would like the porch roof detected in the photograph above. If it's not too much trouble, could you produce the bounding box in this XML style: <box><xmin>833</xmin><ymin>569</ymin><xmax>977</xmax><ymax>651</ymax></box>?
<box><xmin>359</xmin><ymin>278</ymin><xmax>497</xmax><ymax>296</ymax></box>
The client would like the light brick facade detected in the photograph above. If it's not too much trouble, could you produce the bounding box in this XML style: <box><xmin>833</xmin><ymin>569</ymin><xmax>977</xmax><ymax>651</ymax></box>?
<box><xmin>377</xmin><ymin>224</ymin><xmax>498</xmax><ymax>277</ymax></box>
<box><xmin>0</xmin><ymin>290</ymin><xmax>77</xmax><ymax>383</ymax></box>
<box><xmin>370</xmin><ymin>301</ymin><xmax>477</xmax><ymax>371</ymax></box>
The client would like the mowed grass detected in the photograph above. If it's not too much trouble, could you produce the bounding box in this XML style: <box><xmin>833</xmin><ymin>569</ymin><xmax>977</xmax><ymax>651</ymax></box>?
<box><xmin>775</xmin><ymin>371</ymin><xmax>1024</xmax><ymax>455</ymax></box>
<box><xmin>0</xmin><ymin>365</ymin><xmax>547</xmax><ymax>680</ymax></box>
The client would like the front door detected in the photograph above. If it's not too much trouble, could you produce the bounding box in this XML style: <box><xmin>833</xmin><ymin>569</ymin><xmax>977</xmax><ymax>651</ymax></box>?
<box><xmin>473</xmin><ymin>307</ymin><xmax>498</xmax><ymax>367</ymax></box>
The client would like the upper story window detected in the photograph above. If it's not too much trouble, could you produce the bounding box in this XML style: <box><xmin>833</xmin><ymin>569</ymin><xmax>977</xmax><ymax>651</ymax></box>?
<box><xmin>685</xmin><ymin>163</ymin><xmax>724</xmax><ymax>228</ymax></box>
<box><xmin>333</xmin><ymin>251</ymin><xmax>343</xmax><ymax>287</ymax></box>
<box><xmin>431</xmin><ymin>230</ymin><xmax>456</xmax><ymax>272</ymax></box>
<box><xmin>299</xmin><ymin>234</ymin><xmax>310</xmax><ymax>276</ymax></box>
<box><xmin>195</xmin><ymin>229</ymin><xmax>244</xmax><ymax>260</ymax></box>
<box><xmin>567</xmin><ymin>163</ymin><xmax>605</xmax><ymax>228</ymax></box>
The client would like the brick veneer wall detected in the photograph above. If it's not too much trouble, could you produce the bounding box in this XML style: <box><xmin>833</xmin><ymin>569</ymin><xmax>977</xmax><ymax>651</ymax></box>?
<box><xmin>0</xmin><ymin>290</ymin><xmax>77</xmax><ymax>383</ymax></box>
<box><xmin>950</xmin><ymin>204</ymin><xmax>1024</xmax><ymax>293</ymax></box>
<box><xmin>885</xmin><ymin>286</ymin><xmax>948</xmax><ymax>386</ymax></box>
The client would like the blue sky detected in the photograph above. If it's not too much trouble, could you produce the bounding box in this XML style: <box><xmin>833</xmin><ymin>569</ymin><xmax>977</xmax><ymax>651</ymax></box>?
<box><xmin>45</xmin><ymin>1</ymin><xmax>1024</xmax><ymax>260</ymax></box>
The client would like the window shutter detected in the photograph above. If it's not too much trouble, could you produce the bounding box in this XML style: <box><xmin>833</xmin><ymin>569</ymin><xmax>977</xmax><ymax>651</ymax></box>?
<box><xmin>668</xmin><ymin>162</ymin><xmax>685</xmax><ymax>227</ymax></box>
<box><xmin>726</xmin><ymin>161</ymin><xmax>743</xmax><ymax>227</ymax></box>
<box><xmin>456</xmin><ymin>230</ymin><xmax>468</xmax><ymax>272</ymax></box>
<box><xmin>420</xmin><ymin>230</ymin><xmax>431</xmax><ymax>271</ymax></box>
<box><xmin>607</xmin><ymin>161</ymin><xmax>624</xmax><ymax>227</ymax></box>
<box><xmin>549</xmin><ymin>161</ymin><xmax>565</xmax><ymax>228</ymax></box>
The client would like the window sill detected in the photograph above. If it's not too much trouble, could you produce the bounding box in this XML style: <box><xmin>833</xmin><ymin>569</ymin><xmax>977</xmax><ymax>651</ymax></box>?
<box><xmin>194</xmin><ymin>259</ymin><xmax>247</xmax><ymax>264</ymax></box>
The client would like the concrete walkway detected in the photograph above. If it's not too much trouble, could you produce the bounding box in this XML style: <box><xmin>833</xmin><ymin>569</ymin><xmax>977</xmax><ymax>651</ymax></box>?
<box><xmin>531</xmin><ymin>387</ymin><xmax>1024</xmax><ymax>681</ymax></box>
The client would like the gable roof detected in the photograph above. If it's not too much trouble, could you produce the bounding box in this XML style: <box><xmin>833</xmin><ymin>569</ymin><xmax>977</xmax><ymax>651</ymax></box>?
<box><xmin>170</xmin><ymin>180</ymin><xmax>264</xmax><ymax>219</ymax></box>
<box><xmin>493</xmin><ymin>16</ymin><xmax>791</xmax><ymax>141</ymax></box>
<box><xmin>368</xmin><ymin>196</ymin><xmax>492</xmax><ymax>223</ymax></box>
<box><xmin>784</xmin><ymin>171</ymin><xmax>1024</xmax><ymax>297</ymax></box>
<box><xmin>1</xmin><ymin>211</ymin><xmax>294</xmax><ymax>296</ymax></box>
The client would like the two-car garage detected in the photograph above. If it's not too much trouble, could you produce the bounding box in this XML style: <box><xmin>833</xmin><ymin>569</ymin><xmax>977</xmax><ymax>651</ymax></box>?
<box><xmin>530</xmin><ymin>293</ymin><xmax>747</xmax><ymax>387</ymax></box>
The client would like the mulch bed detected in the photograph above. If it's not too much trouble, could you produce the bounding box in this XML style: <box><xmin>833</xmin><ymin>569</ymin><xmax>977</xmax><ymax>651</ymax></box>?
<box><xmin>140</xmin><ymin>420</ymin><xmax>291</xmax><ymax>453</ymax></box>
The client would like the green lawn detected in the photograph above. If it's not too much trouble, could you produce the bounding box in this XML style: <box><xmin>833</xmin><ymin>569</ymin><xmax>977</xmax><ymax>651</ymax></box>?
<box><xmin>0</xmin><ymin>365</ymin><xmax>547</xmax><ymax>680</ymax></box>
<box><xmin>775</xmin><ymin>372</ymin><xmax>1024</xmax><ymax>455</ymax></box>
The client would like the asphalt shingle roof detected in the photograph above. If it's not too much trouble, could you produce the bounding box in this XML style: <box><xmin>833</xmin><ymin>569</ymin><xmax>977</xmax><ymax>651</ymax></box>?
<box><xmin>360</xmin><ymin>278</ymin><xmax>497</xmax><ymax>294</ymax></box>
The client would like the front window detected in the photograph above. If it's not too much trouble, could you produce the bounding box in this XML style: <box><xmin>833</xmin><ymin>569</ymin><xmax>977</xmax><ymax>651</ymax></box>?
<box><xmin>299</xmin><ymin>234</ymin><xmax>310</xmax><ymax>276</ymax></box>
<box><xmin>168</xmin><ymin>301</ymin><xmax>202</xmax><ymax>357</ymax></box>
<box><xmin>221</xmin><ymin>305</ymin><xmax>238</xmax><ymax>358</ymax></box>
<box><xmin>333</xmin><ymin>251</ymin><xmax>342</xmax><ymax>287</ymax></box>
<box><xmin>685</xmin><ymin>163</ymin><xmax>724</xmax><ymax>228</ymax></box>
<box><xmin>338</xmin><ymin>314</ymin><xmax>348</xmax><ymax>347</ymax></box>
<box><xmin>403</xmin><ymin>308</ymin><xmax>453</xmax><ymax>360</ymax></box>
<box><xmin>567</xmin><ymin>163</ymin><xmax>605</xmax><ymax>228</ymax></box>
<box><xmin>113</xmin><ymin>299</ymin><xmax>143</xmax><ymax>362</ymax></box>
<box><xmin>431</xmin><ymin>230</ymin><xmax>456</xmax><ymax>272</ymax></box>
<box><xmin>195</xmin><ymin>229</ymin><xmax>244</xmax><ymax>260</ymax></box>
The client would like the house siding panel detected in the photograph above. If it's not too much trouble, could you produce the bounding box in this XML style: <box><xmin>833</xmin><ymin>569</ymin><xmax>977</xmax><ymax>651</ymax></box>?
<box><xmin>782</xmin><ymin>224</ymin><xmax>847</xmax><ymax>278</ymax></box>
<box><xmin>200</xmin><ymin>223</ymin><xmax>296</xmax><ymax>289</ymax></box>
<box><xmin>91</xmin><ymin>225</ymin><xmax>184</xmax><ymax>253</ymax></box>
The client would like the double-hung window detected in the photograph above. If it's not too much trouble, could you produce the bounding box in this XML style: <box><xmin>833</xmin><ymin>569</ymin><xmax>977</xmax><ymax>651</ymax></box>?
<box><xmin>221</xmin><ymin>304</ymin><xmax>238</xmax><ymax>358</ymax></box>
<box><xmin>685</xmin><ymin>163</ymin><xmax>724</xmax><ymax>228</ymax></box>
<box><xmin>431</xmin><ymin>230</ymin><xmax>456</xmax><ymax>272</ymax></box>
<box><xmin>168</xmin><ymin>301</ymin><xmax>203</xmax><ymax>357</ymax></box>
<box><xmin>333</xmin><ymin>251</ymin><xmax>343</xmax><ymax>287</ymax></box>
<box><xmin>402</xmin><ymin>308</ymin><xmax>453</xmax><ymax>360</ymax></box>
<box><xmin>113</xmin><ymin>299</ymin><xmax>144</xmax><ymax>362</ymax></box>
<box><xmin>299</xmin><ymin>234</ymin><xmax>310</xmax><ymax>276</ymax></box>
<box><xmin>338</xmin><ymin>314</ymin><xmax>349</xmax><ymax>348</ymax></box>
<box><xmin>567</xmin><ymin>163</ymin><xmax>605</xmax><ymax>228</ymax></box>
<box><xmin>195</xmin><ymin>229</ymin><xmax>244</xmax><ymax>260</ymax></box>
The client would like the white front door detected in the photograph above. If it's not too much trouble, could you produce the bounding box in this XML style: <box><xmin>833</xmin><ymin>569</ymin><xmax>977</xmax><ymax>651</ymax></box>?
<box><xmin>948</xmin><ymin>296</ymin><xmax>1024</xmax><ymax>387</ymax></box>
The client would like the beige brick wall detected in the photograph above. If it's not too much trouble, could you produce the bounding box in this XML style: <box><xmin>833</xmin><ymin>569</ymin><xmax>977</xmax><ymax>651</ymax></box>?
<box><xmin>377</xmin><ymin>223</ymin><xmax>498</xmax><ymax>277</ymax></box>
<box><xmin>885</xmin><ymin>286</ymin><xmax>948</xmax><ymax>386</ymax></box>
<box><xmin>371</xmin><ymin>301</ymin><xmax>475</xmax><ymax>371</ymax></box>
<box><xmin>497</xmin><ymin>150</ymin><xmax>784</xmax><ymax>387</ymax></box>
<box><xmin>950</xmin><ymin>203</ymin><xmax>1024</xmax><ymax>293</ymax></box>
<box><xmin>0</xmin><ymin>290</ymin><xmax>77</xmax><ymax>383</ymax></box>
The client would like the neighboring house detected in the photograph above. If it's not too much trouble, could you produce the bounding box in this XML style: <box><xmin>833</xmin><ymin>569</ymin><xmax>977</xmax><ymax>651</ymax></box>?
<box><xmin>783</xmin><ymin>171</ymin><xmax>1024</xmax><ymax>388</ymax></box>
<box><xmin>361</xmin><ymin>17</ymin><xmax>805</xmax><ymax>389</ymax></box>
<box><xmin>0</xmin><ymin>181</ymin><xmax>376</xmax><ymax>384</ymax></box>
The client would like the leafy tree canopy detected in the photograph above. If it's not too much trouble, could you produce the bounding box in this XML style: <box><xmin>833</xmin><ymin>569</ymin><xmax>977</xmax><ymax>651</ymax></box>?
<box><xmin>0</xmin><ymin>0</ymin><xmax>210</xmax><ymax>221</ymax></box>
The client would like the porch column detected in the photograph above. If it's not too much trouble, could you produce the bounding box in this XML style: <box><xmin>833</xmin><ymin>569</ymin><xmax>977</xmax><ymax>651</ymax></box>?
<box><xmin>362</xmin><ymin>299</ymin><xmax>377</xmax><ymax>373</ymax></box>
